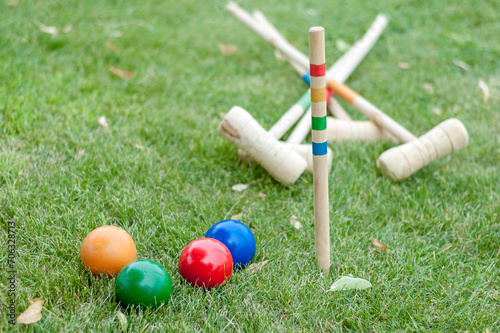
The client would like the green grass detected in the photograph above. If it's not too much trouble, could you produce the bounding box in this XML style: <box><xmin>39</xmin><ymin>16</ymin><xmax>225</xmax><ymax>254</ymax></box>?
<box><xmin>0</xmin><ymin>0</ymin><xmax>499</xmax><ymax>331</ymax></box>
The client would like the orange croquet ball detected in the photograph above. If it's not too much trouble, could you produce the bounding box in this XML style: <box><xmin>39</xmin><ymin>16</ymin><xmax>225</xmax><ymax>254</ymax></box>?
<box><xmin>80</xmin><ymin>226</ymin><xmax>137</xmax><ymax>276</ymax></box>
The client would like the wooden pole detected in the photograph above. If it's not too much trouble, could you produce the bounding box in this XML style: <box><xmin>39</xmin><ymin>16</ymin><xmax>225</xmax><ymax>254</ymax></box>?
<box><xmin>309</xmin><ymin>27</ymin><xmax>330</xmax><ymax>274</ymax></box>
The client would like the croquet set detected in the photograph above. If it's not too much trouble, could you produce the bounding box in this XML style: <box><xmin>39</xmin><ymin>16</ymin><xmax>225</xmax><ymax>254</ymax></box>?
<box><xmin>80</xmin><ymin>2</ymin><xmax>468</xmax><ymax>309</ymax></box>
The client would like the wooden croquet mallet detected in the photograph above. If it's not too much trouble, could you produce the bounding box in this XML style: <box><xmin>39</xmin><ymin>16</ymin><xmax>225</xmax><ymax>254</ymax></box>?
<box><xmin>328</xmin><ymin>80</ymin><xmax>469</xmax><ymax>181</ymax></box>
<box><xmin>309</xmin><ymin>27</ymin><xmax>330</xmax><ymax>274</ymax></box>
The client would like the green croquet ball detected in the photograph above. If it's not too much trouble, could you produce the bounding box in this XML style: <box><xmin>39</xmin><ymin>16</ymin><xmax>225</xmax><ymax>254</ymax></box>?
<box><xmin>115</xmin><ymin>260</ymin><xmax>173</xmax><ymax>308</ymax></box>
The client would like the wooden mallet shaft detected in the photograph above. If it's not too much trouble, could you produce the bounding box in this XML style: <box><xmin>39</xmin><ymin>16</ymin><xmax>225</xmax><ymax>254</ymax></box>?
<box><xmin>310</xmin><ymin>27</ymin><xmax>330</xmax><ymax>274</ymax></box>
<box><xmin>327</xmin><ymin>80</ymin><xmax>417</xmax><ymax>142</ymax></box>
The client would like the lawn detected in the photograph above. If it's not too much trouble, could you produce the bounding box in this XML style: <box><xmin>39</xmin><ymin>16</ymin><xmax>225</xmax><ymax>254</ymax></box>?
<box><xmin>0</xmin><ymin>0</ymin><xmax>499</xmax><ymax>331</ymax></box>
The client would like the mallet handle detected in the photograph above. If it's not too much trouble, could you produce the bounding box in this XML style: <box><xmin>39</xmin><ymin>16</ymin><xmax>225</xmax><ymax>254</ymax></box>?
<box><xmin>226</xmin><ymin>2</ymin><xmax>309</xmax><ymax>69</ymax></box>
<box><xmin>327</xmin><ymin>80</ymin><xmax>417</xmax><ymax>143</ymax></box>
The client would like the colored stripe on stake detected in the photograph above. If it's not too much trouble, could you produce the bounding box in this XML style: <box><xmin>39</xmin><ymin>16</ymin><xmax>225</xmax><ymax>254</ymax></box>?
<box><xmin>311</xmin><ymin>88</ymin><xmax>326</xmax><ymax>103</ymax></box>
<box><xmin>312</xmin><ymin>141</ymin><xmax>328</xmax><ymax>156</ymax></box>
<box><xmin>312</xmin><ymin>116</ymin><xmax>327</xmax><ymax>131</ymax></box>
<box><xmin>310</xmin><ymin>63</ymin><xmax>326</xmax><ymax>77</ymax></box>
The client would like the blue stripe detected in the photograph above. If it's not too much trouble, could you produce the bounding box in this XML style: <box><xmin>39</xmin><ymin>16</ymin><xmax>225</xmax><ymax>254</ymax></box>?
<box><xmin>312</xmin><ymin>141</ymin><xmax>328</xmax><ymax>156</ymax></box>
<box><xmin>302</xmin><ymin>73</ymin><xmax>311</xmax><ymax>87</ymax></box>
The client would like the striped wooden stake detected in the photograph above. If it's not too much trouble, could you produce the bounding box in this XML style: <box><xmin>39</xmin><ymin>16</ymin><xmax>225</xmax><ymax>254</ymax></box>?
<box><xmin>309</xmin><ymin>27</ymin><xmax>330</xmax><ymax>274</ymax></box>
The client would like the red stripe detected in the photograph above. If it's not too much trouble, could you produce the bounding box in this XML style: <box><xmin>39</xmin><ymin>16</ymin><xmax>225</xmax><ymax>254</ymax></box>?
<box><xmin>309</xmin><ymin>63</ymin><xmax>325</xmax><ymax>77</ymax></box>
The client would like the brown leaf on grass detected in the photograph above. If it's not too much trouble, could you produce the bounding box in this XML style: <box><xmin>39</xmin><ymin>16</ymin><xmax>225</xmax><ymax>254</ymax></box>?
<box><xmin>398</xmin><ymin>62</ymin><xmax>411</xmax><ymax>69</ymax></box>
<box><xmin>98</xmin><ymin>116</ymin><xmax>109</xmax><ymax>131</ymax></box>
<box><xmin>105</xmin><ymin>42</ymin><xmax>120</xmax><ymax>53</ymax></box>
<box><xmin>478</xmin><ymin>80</ymin><xmax>490</xmax><ymax>103</ymax></box>
<box><xmin>246</xmin><ymin>260</ymin><xmax>268</xmax><ymax>273</ymax></box>
<box><xmin>453</xmin><ymin>59</ymin><xmax>469</xmax><ymax>71</ymax></box>
<box><xmin>423</xmin><ymin>83</ymin><xmax>434</xmax><ymax>94</ymax></box>
<box><xmin>218</xmin><ymin>43</ymin><xmax>237</xmax><ymax>55</ymax></box>
<box><xmin>290</xmin><ymin>215</ymin><xmax>301</xmax><ymax>230</ymax></box>
<box><xmin>371</xmin><ymin>238</ymin><xmax>388</xmax><ymax>252</ymax></box>
<box><xmin>230</xmin><ymin>212</ymin><xmax>243</xmax><ymax>221</ymax></box>
<box><xmin>8</xmin><ymin>0</ymin><xmax>19</xmax><ymax>6</ymax></box>
<box><xmin>232</xmin><ymin>184</ymin><xmax>249</xmax><ymax>192</ymax></box>
<box><xmin>75</xmin><ymin>149</ymin><xmax>85</xmax><ymax>159</ymax></box>
<box><xmin>17</xmin><ymin>298</ymin><xmax>43</xmax><ymax>324</ymax></box>
<box><xmin>39</xmin><ymin>24</ymin><xmax>59</xmax><ymax>36</ymax></box>
<box><xmin>258</xmin><ymin>193</ymin><xmax>267</xmax><ymax>198</ymax></box>
<box><xmin>109</xmin><ymin>66</ymin><xmax>133</xmax><ymax>80</ymax></box>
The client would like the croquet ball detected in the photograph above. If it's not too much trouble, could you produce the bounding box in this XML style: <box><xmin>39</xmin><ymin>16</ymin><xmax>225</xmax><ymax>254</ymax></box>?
<box><xmin>205</xmin><ymin>219</ymin><xmax>256</xmax><ymax>269</ymax></box>
<box><xmin>115</xmin><ymin>259</ymin><xmax>173</xmax><ymax>308</ymax></box>
<box><xmin>80</xmin><ymin>225</ymin><xmax>137</xmax><ymax>276</ymax></box>
<box><xmin>178</xmin><ymin>238</ymin><xmax>233</xmax><ymax>289</ymax></box>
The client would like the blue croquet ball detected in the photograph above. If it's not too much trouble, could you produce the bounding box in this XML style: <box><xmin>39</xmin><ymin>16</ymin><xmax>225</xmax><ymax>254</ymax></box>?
<box><xmin>205</xmin><ymin>219</ymin><xmax>256</xmax><ymax>269</ymax></box>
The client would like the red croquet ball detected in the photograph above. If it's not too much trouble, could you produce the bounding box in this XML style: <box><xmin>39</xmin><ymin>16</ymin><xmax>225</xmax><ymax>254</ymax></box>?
<box><xmin>178</xmin><ymin>238</ymin><xmax>233</xmax><ymax>289</ymax></box>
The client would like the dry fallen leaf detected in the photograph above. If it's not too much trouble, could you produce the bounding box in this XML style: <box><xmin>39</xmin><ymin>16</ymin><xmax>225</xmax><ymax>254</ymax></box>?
<box><xmin>98</xmin><ymin>116</ymin><xmax>109</xmax><ymax>131</ymax></box>
<box><xmin>423</xmin><ymin>83</ymin><xmax>434</xmax><ymax>94</ymax></box>
<box><xmin>232</xmin><ymin>184</ymin><xmax>249</xmax><ymax>192</ymax></box>
<box><xmin>478</xmin><ymin>79</ymin><xmax>490</xmax><ymax>102</ymax></box>
<box><xmin>328</xmin><ymin>276</ymin><xmax>371</xmax><ymax>291</ymax></box>
<box><xmin>39</xmin><ymin>24</ymin><xmax>59</xmax><ymax>36</ymax></box>
<box><xmin>105</xmin><ymin>42</ymin><xmax>120</xmax><ymax>53</ymax></box>
<box><xmin>218</xmin><ymin>43</ymin><xmax>237</xmax><ymax>55</ymax></box>
<box><xmin>17</xmin><ymin>298</ymin><xmax>43</xmax><ymax>324</ymax></box>
<box><xmin>398</xmin><ymin>62</ymin><xmax>411</xmax><ymax>69</ymax></box>
<box><xmin>8</xmin><ymin>0</ymin><xmax>19</xmax><ymax>6</ymax></box>
<box><xmin>109</xmin><ymin>66</ymin><xmax>133</xmax><ymax>80</ymax></box>
<box><xmin>371</xmin><ymin>238</ymin><xmax>388</xmax><ymax>252</ymax></box>
<box><xmin>75</xmin><ymin>149</ymin><xmax>85</xmax><ymax>159</ymax></box>
<box><xmin>247</xmin><ymin>260</ymin><xmax>268</xmax><ymax>273</ymax></box>
<box><xmin>230</xmin><ymin>212</ymin><xmax>243</xmax><ymax>221</ymax></box>
<box><xmin>453</xmin><ymin>59</ymin><xmax>469</xmax><ymax>71</ymax></box>
<box><xmin>258</xmin><ymin>193</ymin><xmax>267</xmax><ymax>198</ymax></box>
<box><xmin>290</xmin><ymin>215</ymin><xmax>301</xmax><ymax>230</ymax></box>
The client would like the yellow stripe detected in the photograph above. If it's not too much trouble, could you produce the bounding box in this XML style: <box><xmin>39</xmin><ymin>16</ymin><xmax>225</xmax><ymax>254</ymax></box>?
<box><xmin>311</xmin><ymin>88</ymin><xmax>326</xmax><ymax>103</ymax></box>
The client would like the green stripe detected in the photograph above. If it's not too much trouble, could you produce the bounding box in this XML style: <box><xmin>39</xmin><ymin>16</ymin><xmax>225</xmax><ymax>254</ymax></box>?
<box><xmin>296</xmin><ymin>91</ymin><xmax>311</xmax><ymax>110</ymax></box>
<box><xmin>311</xmin><ymin>116</ymin><xmax>327</xmax><ymax>131</ymax></box>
